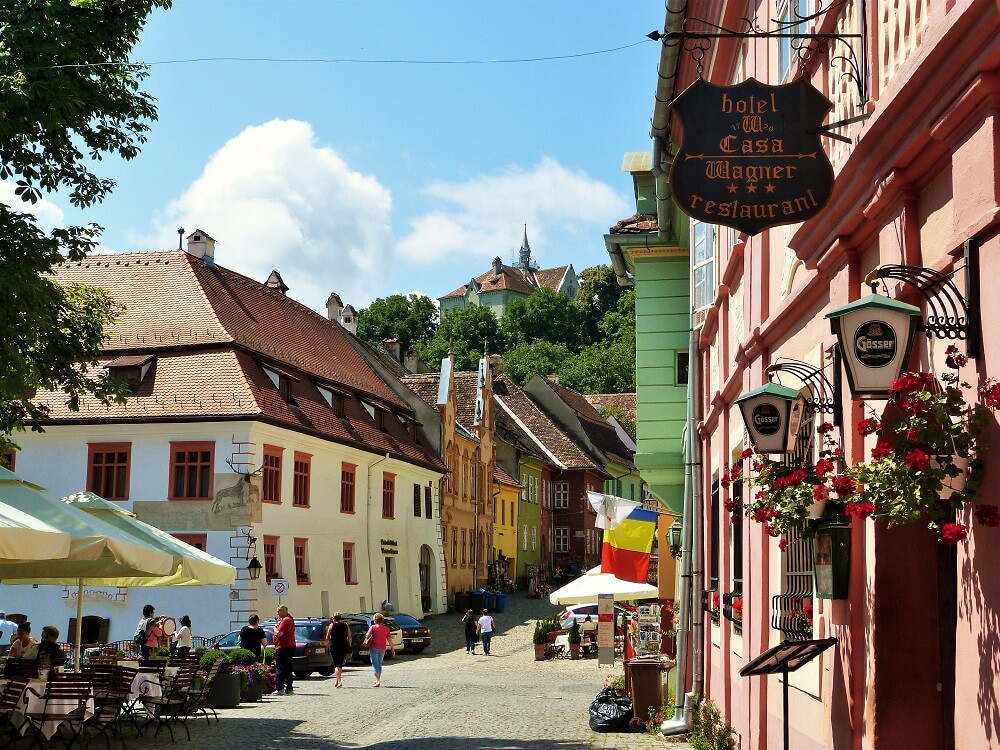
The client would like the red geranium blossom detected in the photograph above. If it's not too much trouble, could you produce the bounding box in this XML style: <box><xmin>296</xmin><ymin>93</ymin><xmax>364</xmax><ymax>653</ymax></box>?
<box><xmin>844</xmin><ymin>500</ymin><xmax>875</xmax><ymax>519</ymax></box>
<box><xmin>740</xmin><ymin>448</ymin><xmax>754</xmax><ymax>460</ymax></box>
<box><xmin>830</xmin><ymin>475</ymin><xmax>857</xmax><ymax>497</ymax></box>
<box><xmin>941</xmin><ymin>523</ymin><xmax>967</xmax><ymax>545</ymax></box>
<box><xmin>857</xmin><ymin>417</ymin><xmax>878</xmax><ymax>436</ymax></box>
<box><xmin>778</xmin><ymin>538</ymin><xmax>788</xmax><ymax>551</ymax></box>
<box><xmin>812</xmin><ymin>485</ymin><xmax>827</xmax><ymax>502</ymax></box>
<box><xmin>904</xmin><ymin>448</ymin><xmax>931</xmax><ymax>472</ymax></box>
<box><xmin>871</xmin><ymin>441</ymin><xmax>893</xmax><ymax>460</ymax></box>
<box><xmin>817</xmin><ymin>422</ymin><xmax>834</xmax><ymax>434</ymax></box>
<box><xmin>814</xmin><ymin>458</ymin><xmax>835</xmax><ymax>476</ymax></box>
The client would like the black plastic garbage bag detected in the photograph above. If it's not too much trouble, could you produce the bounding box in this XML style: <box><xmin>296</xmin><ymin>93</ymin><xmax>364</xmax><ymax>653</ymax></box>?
<box><xmin>589</xmin><ymin>687</ymin><xmax>634</xmax><ymax>732</ymax></box>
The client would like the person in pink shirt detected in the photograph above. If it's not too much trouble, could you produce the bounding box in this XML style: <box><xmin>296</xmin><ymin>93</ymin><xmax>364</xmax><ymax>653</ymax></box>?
<box><xmin>138</xmin><ymin>604</ymin><xmax>164</xmax><ymax>660</ymax></box>
<box><xmin>364</xmin><ymin>612</ymin><xmax>396</xmax><ymax>687</ymax></box>
<box><xmin>273</xmin><ymin>605</ymin><xmax>297</xmax><ymax>695</ymax></box>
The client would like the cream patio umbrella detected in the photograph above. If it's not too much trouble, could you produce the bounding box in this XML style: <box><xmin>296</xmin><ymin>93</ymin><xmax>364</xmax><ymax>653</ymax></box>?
<box><xmin>548</xmin><ymin>565</ymin><xmax>659</xmax><ymax>605</ymax></box>
<box><xmin>60</xmin><ymin>491</ymin><xmax>236</xmax><ymax>667</ymax></box>
<box><xmin>0</xmin><ymin>482</ymin><xmax>72</xmax><ymax>562</ymax></box>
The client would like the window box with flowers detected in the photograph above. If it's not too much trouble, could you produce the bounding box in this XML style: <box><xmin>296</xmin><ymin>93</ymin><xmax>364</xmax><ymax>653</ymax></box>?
<box><xmin>846</xmin><ymin>349</ymin><xmax>998</xmax><ymax>543</ymax></box>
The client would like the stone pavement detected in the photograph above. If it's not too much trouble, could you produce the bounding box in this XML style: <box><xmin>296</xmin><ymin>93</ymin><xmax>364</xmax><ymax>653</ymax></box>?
<box><xmin>117</xmin><ymin>592</ymin><xmax>694</xmax><ymax>750</ymax></box>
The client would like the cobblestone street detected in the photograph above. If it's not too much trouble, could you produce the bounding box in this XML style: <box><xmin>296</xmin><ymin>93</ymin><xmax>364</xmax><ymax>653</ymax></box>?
<box><xmin>124</xmin><ymin>592</ymin><xmax>691</xmax><ymax>750</ymax></box>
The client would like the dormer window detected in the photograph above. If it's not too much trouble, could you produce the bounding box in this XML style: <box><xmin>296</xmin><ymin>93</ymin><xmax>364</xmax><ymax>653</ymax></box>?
<box><xmin>317</xmin><ymin>383</ymin><xmax>350</xmax><ymax>418</ymax></box>
<box><xmin>260</xmin><ymin>363</ymin><xmax>298</xmax><ymax>405</ymax></box>
<box><xmin>106</xmin><ymin>354</ymin><xmax>154</xmax><ymax>394</ymax></box>
<box><xmin>376</xmin><ymin>410</ymin><xmax>387</xmax><ymax>432</ymax></box>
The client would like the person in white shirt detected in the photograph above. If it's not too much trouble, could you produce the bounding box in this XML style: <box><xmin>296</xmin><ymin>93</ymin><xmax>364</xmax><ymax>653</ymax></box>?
<box><xmin>173</xmin><ymin>615</ymin><xmax>193</xmax><ymax>654</ymax></box>
<box><xmin>476</xmin><ymin>609</ymin><xmax>496</xmax><ymax>656</ymax></box>
<box><xmin>0</xmin><ymin>611</ymin><xmax>17</xmax><ymax>650</ymax></box>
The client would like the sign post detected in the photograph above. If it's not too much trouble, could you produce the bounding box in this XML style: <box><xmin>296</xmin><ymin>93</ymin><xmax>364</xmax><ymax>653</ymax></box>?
<box><xmin>270</xmin><ymin>577</ymin><xmax>290</xmax><ymax>601</ymax></box>
<box><xmin>597</xmin><ymin>594</ymin><xmax>616</xmax><ymax>666</ymax></box>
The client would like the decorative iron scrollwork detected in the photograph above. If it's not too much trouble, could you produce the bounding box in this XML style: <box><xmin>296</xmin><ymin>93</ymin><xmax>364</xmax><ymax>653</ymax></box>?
<box><xmin>647</xmin><ymin>0</ymin><xmax>868</xmax><ymax>106</ymax></box>
<box><xmin>767</xmin><ymin>356</ymin><xmax>842</xmax><ymax>426</ymax></box>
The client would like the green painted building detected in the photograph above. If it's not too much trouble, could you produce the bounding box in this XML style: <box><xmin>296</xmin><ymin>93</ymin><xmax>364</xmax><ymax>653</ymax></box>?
<box><xmin>604</xmin><ymin>152</ymin><xmax>689</xmax><ymax>515</ymax></box>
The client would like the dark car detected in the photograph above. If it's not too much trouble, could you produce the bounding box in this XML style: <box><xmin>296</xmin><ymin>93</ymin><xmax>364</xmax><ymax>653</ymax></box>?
<box><xmin>344</xmin><ymin>614</ymin><xmax>403</xmax><ymax>657</ymax></box>
<box><xmin>390</xmin><ymin>613</ymin><xmax>432</xmax><ymax>653</ymax></box>
<box><xmin>214</xmin><ymin>617</ymin><xmax>334</xmax><ymax>678</ymax></box>
<box><xmin>345</xmin><ymin>619</ymin><xmax>371</xmax><ymax>664</ymax></box>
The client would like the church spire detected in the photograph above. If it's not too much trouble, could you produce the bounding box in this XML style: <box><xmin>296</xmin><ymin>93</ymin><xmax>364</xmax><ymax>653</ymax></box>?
<box><xmin>519</xmin><ymin>224</ymin><xmax>531</xmax><ymax>270</ymax></box>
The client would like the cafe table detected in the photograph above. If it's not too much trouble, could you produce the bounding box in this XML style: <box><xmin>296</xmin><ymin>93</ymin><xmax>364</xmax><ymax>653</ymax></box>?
<box><xmin>9</xmin><ymin>677</ymin><xmax>95</xmax><ymax>740</ymax></box>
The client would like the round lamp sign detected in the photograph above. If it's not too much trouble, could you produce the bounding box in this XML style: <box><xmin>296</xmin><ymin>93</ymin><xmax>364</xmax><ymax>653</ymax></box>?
<box><xmin>853</xmin><ymin>321</ymin><xmax>897</xmax><ymax>368</ymax></box>
<box><xmin>752</xmin><ymin>403</ymin><xmax>782</xmax><ymax>435</ymax></box>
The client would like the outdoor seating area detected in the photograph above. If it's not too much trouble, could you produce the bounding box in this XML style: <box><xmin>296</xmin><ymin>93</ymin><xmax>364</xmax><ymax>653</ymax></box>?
<box><xmin>0</xmin><ymin>656</ymin><xmax>225</xmax><ymax>748</ymax></box>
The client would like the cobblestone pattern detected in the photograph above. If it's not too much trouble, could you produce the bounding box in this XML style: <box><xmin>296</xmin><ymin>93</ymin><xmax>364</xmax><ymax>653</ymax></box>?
<box><xmin>110</xmin><ymin>593</ymin><xmax>694</xmax><ymax>749</ymax></box>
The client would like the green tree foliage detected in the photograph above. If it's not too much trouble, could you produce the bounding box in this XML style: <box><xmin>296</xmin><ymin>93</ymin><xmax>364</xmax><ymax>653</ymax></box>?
<box><xmin>0</xmin><ymin>0</ymin><xmax>171</xmax><ymax>452</ymax></box>
<box><xmin>357</xmin><ymin>293</ymin><xmax>438</xmax><ymax>353</ymax></box>
<box><xmin>559</xmin><ymin>336</ymin><xmax>635</xmax><ymax>394</ymax></box>
<box><xmin>576</xmin><ymin>264</ymin><xmax>628</xmax><ymax>343</ymax></box>
<box><xmin>502</xmin><ymin>287</ymin><xmax>584</xmax><ymax>352</ymax></box>
<box><xmin>503</xmin><ymin>341</ymin><xmax>572</xmax><ymax>386</ymax></box>
<box><xmin>416</xmin><ymin>305</ymin><xmax>503</xmax><ymax>371</ymax></box>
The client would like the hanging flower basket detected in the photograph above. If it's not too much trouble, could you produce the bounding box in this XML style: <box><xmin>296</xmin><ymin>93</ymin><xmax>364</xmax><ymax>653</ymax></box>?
<box><xmin>845</xmin><ymin>348</ymin><xmax>998</xmax><ymax>542</ymax></box>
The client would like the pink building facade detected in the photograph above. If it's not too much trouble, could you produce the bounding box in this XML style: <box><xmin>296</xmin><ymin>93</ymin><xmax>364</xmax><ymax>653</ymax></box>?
<box><xmin>665</xmin><ymin>0</ymin><xmax>1000</xmax><ymax>747</ymax></box>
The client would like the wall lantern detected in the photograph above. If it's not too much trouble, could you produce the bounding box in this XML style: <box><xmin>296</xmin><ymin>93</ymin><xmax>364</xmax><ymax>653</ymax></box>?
<box><xmin>240</xmin><ymin>526</ymin><xmax>263</xmax><ymax>582</ymax></box>
<box><xmin>827</xmin><ymin>239</ymin><xmax>981</xmax><ymax>398</ymax></box>
<box><xmin>735</xmin><ymin>382</ymin><xmax>807</xmax><ymax>454</ymax></box>
<box><xmin>667</xmin><ymin>519</ymin><xmax>684</xmax><ymax>559</ymax></box>
<box><xmin>824</xmin><ymin>294</ymin><xmax>921</xmax><ymax>399</ymax></box>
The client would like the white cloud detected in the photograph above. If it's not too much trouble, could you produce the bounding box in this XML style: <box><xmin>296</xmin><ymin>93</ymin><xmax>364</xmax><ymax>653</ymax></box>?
<box><xmin>0</xmin><ymin>181</ymin><xmax>66</xmax><ymax>230</ymax></box>
<box><xmin>138</xmin><ymin>119</ymin><xmax>394</xmax><ymax>311</ymax></box>
<box><xmin>396</xmin><ymin>157</ymin><xmax>629</xmax><ymax>265</ymax></box>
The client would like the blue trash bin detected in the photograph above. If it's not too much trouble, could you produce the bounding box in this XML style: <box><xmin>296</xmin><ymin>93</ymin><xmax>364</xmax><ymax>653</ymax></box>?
<box><xmin>484</xmin><ymin>592</ymin><xmax>496</xmax><ymax>611</ymax></box>
<box><xmin>468</xmin><ymin>590</ymin><xmax>485</xmax><ymax>612</ymax></box>
<box><xmin>494</xmin><ymin>592</ymin><xmax>507</xmax><ymax>612</ymax></box>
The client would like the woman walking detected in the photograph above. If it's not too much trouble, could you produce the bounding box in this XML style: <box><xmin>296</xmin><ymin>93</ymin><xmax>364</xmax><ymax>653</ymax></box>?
<box><xmin>364</xmin><ymin>612</ymin><xmax>395</xmax><ymax>687</ymax></box>
<box><xmin>326</xmin><ymin>613</ymin><xmax>352</xmax><ymax>688</ymax></box>
<box><xmin>173</xmin><ymin>615</ymin><xmax>193</xmax><ymax>655</ymax></box>
<box><xmin>462</xmin><ymin>609</ymin><xmax>478</xmax><ymax>654</ymax></box>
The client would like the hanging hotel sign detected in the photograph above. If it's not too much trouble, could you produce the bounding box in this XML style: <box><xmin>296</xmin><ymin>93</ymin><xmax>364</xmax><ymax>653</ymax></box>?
<box><xmin>670</xmin><ymin>77</ymin><xmax>835</xmax><ymax>235</ymax></box>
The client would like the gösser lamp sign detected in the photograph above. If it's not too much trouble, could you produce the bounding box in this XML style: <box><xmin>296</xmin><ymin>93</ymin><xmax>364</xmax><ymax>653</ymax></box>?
<box><xmin>669</xmin><ymin>77</ymin><xmax>835</xmax><ymax>235</ymax></box>
<box><xmin>735</xmin><ymin>382</ymin><xmax>807</xmax><ymax>454</ymax></box>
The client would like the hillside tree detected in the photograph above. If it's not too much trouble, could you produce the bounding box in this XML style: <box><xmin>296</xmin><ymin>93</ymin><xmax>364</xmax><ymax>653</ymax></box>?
<box><xmin>357</xmin><ymin>293</ymin><xmax>438</xmax><ymax>354</ymax></box>
<box><xmin>501</xmin><ymin>287</ymin><xmax>584</xmax><ymax>352</ymax></box>
<box><xmin>416</xmin><ymin>304</ymin><xmax>504</xmax><ymax>371</ymax></box>
<box><xmin>0</xmin><ymin>0</ymin><xmax>172</xmax><ymax>452</ymax></box>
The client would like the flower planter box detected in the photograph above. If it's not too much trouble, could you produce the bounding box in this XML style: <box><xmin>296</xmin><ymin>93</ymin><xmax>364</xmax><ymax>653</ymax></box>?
<box><xmin>204</xmin><ymin>672</ymin><xmax>241</xmax><ymax>709</ymax></box>
<box><xmin>241</xmin><ymin>678</ymin><xmax>264</xmax><ymax>703</ymax></box>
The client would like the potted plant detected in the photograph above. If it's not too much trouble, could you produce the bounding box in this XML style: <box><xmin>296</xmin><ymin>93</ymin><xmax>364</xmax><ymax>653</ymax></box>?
<box><xmin>847</xmin><ymin>353</ymin><xmax>997</xmax><ymax>542</ymax></box>
<box><xmin>568</xmin><ymin>621</ymin><xmax>582</xmax><ymax>660</ymax></box>
<box><xmin>229</xmin><ymin>648</ymin><xmax>262</xmax><ymax>702</ymax></box>
<box><xmin>791</xmin><ymin>604</ymin><xmax>813</xmax><ymax>637</ymax></box>
<box><xmin>200</xmin><ymin>649</ymin><xmax>240</xmax><ymax>708</ymax></box>
<box><xmin>532</xmin><ymin>616</ymin><xmax>559</xmax><ymax>660</ymax></box>
<box><xmin>731</xmin><ymin>595</ymin><xmax>743</xmax><ymax>624</ymax></box>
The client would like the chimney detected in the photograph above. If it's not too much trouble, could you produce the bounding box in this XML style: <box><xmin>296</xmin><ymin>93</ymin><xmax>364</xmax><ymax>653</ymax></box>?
<box><xmin>340</xmin><ymin>304</ymin><xmax>358</xmax><ymax>335</ymax></box>
<box><xmin>264</xmin><ymin>271</ymin><xmax>288</xmax><ymax>295</ymax></box>
<box><xmin>547</xmin><ymin>373</ymin><xmax>560</xmax><ymax>384</ymax></box>
<box><xmin>492</xmin><ymin>256</ymin><xmax>503</xmax><ymax>275</ymax></box>
<box><xmin>383</xmin><ymin>338</ymin><xmax>401</xmax><ymax>362</ymax></box>
<box><xmin>488</xmin><ymin>354</ymin><xmax>504</xmax><ymax>376</ymax></box>
<box><xmin>326</xmin><ymin>293</ymin><xmax>344</xmax><ymax>323</ymax></box>
<box><xmin>404</xmin><ymin>348</ymin><xmax>428</xmax><ymax>373</ymax></box>
<box><xmin>185</xmin><ymin>229</ymin><xmax>216</xmax><ymax>265</ymax></box>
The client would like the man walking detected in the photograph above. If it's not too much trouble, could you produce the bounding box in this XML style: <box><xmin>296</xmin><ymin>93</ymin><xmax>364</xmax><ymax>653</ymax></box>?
<box><xmin>273</xmin><ymin>605</ymin><xmax>296</xmax><ymax>695</ymax></box>
<box><xmin>476</xmin><ymin>609</ymin><xmax>496</xmax><ymax>656</ymax></box>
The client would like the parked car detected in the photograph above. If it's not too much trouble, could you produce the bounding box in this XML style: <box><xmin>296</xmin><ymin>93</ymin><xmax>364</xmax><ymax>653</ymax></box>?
<box><xmin>557</xmin><ymin>603</ymin><xmax>632</xmax><ymax>630</ymax></box>
<box><xmin>213</xmin><ymin>616</ymin><xmax>334</xmax><ymax>678</ymax></box>
<box><xmin>390</xmin><ymin>613</ymin><xmax>432</xmax><ymax>653</ymax></box>
<box><xmin>344</xmin><ymin>614</ymin><xmax>404</xmax><ymax>656</ymax></box>
<box><xmin>345</xmin><ymin>618</ymin><xmax>371</xmax><ymax>664</ymax></box>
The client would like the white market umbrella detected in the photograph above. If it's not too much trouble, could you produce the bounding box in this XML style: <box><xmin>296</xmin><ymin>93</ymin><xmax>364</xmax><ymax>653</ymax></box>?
<box><xmin>548</xmin><ymin>565</ymin><xmax>659</xmax><ymax>605</ymax></box>
<box><xmin>0</xmin><ymin>487</ymin><xmax>72</xmax><ymax>562</ymax></box>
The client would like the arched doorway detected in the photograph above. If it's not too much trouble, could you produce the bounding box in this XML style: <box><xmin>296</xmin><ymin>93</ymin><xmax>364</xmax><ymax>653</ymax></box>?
<box><xmin>419</xmin><ymin>545</ymin><xmax>434</xmax><ymax>613</ymax></box>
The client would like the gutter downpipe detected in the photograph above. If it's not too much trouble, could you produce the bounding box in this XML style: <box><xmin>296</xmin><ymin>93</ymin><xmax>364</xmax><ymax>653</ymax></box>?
<box><xmin>367</xmin><ymin>452</ymin><xmax>391</xmax><ymax>607</ymax></box>
<box><xmin>662</xmin><ymin>322</ymin><xmax>703</xmax><ymax>735</ymax></box>
<box><xmin>651</xmin><ymin>0</ymin><xmax>687</xmax><ymax>245</ymax></box>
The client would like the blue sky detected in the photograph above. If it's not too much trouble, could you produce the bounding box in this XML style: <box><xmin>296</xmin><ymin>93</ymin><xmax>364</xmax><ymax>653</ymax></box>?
<box><xmin>30</xmin><ymin>1</ymin><xmax>664</xmax><ymax>313</ymax></box>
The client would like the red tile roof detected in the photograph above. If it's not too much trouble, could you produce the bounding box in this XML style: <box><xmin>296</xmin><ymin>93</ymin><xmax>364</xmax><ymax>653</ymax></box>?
<box><xmin>41</xmin><ymin>251</ymin><xmax>445</xmax><ymax>472</ymax></box>
<box><xmin>493</xmin><ymin>375</ymin><xmax>599</xmax><ymax>471</ymax></box>
<box><xmin>533</xmin><ymin>266</ymin><xmax>570</xmax><ymax>291</ymax></box>
<box><xmin>55</xmin><ymin>251</ymin><xmax>406</xmax><ymax>409</ymax></box>
<box><xmin>582</xmin><ymin>393</ymin><xmax>637</xmax><ymax>424</ymax></box>
<box><xmin>609</xmin><ymin>213</ymin><xmax>658</xmax><ymax>234</ymax></box>
<box><xmin>441</xmin><ymin>262</ymin><xmax>572</xmax><ymax>300</ymax></box>
<box><xmin>535</xmin><ymin>379</ymin><xmax>636</xmax><ymax>470</ymax></box>
<box><xmin>494</xmin><ymin>463</ymin><xmax>522</xmax><ymax>488</ymax></box>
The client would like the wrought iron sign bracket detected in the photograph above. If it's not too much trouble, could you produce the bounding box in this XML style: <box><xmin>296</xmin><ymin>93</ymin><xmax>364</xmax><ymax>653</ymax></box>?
<box><xmin>766</xmin><ymin>357</ymin><xmax>842</xmax><ymax>426</ymax></box>
<box><xmin>647</xmin><ymin>0</ymin><xmax>869</xmax><ymax>107</ymax></box>
<box><xmin>865</xmin><ymin>239</ymin><xmax>980</xmax><ymax>357</ymax></box>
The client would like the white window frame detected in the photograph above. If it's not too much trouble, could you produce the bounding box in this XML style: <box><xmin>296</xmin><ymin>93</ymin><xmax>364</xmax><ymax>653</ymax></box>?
<box><xmin>777</xmin><ymin>0</ymin><xmax>810</xmax><ymax>80</ymax></box>
<box><xmin>522</xmin><ymin>525</ymin><xmax>528</xmax><ymax>551</ymax></box>
<box><xmin>531</xmin><ymin>526</ymin><xmax>537</xmax><ymax>551</ymax></box>
<box><xmin>554</xmin><ymin>482</ymin><xmax>570</xmax><ymax>509</ymax></box>
<box><xmin>692</xmin><ymin>220</ymin><xmax>717</xmax><ymax>312</ymax></box>
<box><xmin>554</xmin><ymin>527</ymin><xmax>570</xmax><ymax>553</ymax></box>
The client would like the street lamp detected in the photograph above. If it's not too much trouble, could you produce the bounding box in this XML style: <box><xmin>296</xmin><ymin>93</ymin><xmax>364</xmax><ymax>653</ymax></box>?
<box><xmin>247</xmin><ymin>556</ymin><xmax>263</xmax><ymax>582</ymax></box>
<box><xmin>667</xmin><ymin>519</ymin><xmax>684</xmax><ymax>559</ymax></box>
<box><xmin>240</xmin><ymin>526</ymin><xmax>262</xmax><ymax>582</ymax></box>
<box><xmin>735</xmin><ymin>382</ymin><xmax>807</xmax><ymax>454</ymax></box>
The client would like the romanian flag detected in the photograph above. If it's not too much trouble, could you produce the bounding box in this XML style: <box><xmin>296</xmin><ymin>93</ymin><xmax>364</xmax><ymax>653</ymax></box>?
<box><xmin>601</xmin><ymin>506</ymin><xmax>657</xmax><ymax>583</ymax></box>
